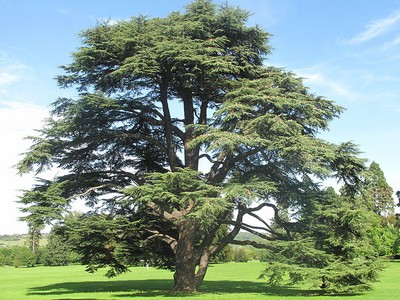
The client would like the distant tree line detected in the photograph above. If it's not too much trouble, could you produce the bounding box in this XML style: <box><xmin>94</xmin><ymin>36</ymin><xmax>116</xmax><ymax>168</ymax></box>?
<box><xmin>0</xmin><ymin>231</ymin><xmax>81</xmax><ymax>268</ymax></box>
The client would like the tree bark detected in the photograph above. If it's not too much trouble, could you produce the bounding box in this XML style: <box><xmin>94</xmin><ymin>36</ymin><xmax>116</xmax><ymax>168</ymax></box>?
<box><xmin>173</xmin><ymin>251</ymin><xmax>210</xmax><ymax>292</ymax></box>
<box><xmin>172</xmin><ymin>220</ymin><xmax>208</xmax><ymax>292</ymax></box>
<box><xmin>173</xmin><ymin>255</ymin><xmax>199</xmax><ymax>292</ymax></box>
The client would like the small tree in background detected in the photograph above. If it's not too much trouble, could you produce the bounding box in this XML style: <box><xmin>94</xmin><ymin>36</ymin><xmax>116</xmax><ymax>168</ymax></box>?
<box><xmin>362</xmin><ymin>162</ymin><xmax>394</xmax><ymax>216</ymax></box>
<box><xmin>358</xmin><ymin>162</ymin><xmax>399</xmax><ymax>258</ymax></box>
<box><xmin>41</xmin><ymin>230</ymin><xmax>72</xmax><ymax>266</ymax></box>
<box><xmin>232</xmin><ymin>247</ymin><xmax>252</xmax><ymax>262</ymax></box>
<box><xmin>11</xmin><ymin>246</ymin><xmax>36</xmax><ymax>268</ymax></box>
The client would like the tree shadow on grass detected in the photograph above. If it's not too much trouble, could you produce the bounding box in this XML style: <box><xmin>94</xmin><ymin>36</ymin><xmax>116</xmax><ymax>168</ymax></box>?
<box><xmin>27</xmin><ymin>279</ymin><xmax>171</xmax><ymax>298</ymax></box>
<box><xmin>27</xmin><ymin>278</ymin><xmax>361</xmax><ymax>298</ymax></box>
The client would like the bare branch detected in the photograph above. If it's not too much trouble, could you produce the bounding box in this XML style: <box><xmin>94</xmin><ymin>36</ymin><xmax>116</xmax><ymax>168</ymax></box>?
<box><xmin>230</xmin><ymin>239</ymin><xmax>275</xmax><ymax>250</ymax></box>
<box><xmin>198</xmin><ymin>153</ymin><xmax>224</xmax><ymax>165</ymax></box>
<box><xmin>245</xmin><ymin>211</ymin><xmax>277</xmax><ymax>233</ymax></box>
<box><xmin>241</xmin><ymin>202</ymin><xmax>296</xmax><ymax>239</ymax></box>
<box><xmin>67</xmin><ymin>183</ymin><xmax>122</xmax><ymax>200</ymax></box>
<box><xmin>246</xmin><ymin>202</ymin><xmax>296</xmax><ymax>227</ymax></box>
<box><xmin>240</xmin><ymin>223</ymin><xmax>280</xmax><ymax>241</ymax></box>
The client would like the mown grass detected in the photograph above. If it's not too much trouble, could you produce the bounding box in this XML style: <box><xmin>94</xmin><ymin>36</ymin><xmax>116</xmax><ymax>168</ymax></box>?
<box><xmin>0</xmin><ymin>260</ymin><xmax>398</xmax><ymax>299</ymax></box>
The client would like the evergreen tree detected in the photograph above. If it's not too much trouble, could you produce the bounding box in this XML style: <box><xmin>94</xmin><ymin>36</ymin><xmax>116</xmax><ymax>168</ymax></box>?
<box><xmin>18</xmin><ymin>0</ymin><xmax>368</xmax><ymax>292</ymax></box>
<box><xmin>362</xmin><ymin>161</ymin><xmax>394</xmax><ymax>216</ymax></box>
<box><xmin>41</xmin><ymin>228</ymin><xmax>80</xmax><ymax>266</ymax></box>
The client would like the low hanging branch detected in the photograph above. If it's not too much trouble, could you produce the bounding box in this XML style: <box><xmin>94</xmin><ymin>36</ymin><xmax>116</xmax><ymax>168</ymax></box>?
<box><xmin>144</xmin><ymin>229</ymin><xmax>178</xmax><ymax>253</ymax></box>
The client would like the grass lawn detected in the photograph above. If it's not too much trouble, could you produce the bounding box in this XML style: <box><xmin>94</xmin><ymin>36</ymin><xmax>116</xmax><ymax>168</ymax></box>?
<box><xmin>0</xmin><ymin>260</ymin><xmax>398</xmax><ymax>299</ymax></box>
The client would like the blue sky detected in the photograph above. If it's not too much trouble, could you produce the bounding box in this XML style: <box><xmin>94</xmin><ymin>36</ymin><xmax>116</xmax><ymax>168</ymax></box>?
<box><xmin>1</xmin><ymin>0</ymin><xmax>400</xmax><ymax>234</ymax></box>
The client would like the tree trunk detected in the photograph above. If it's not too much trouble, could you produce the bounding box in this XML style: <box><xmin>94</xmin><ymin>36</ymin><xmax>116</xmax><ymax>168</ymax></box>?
<box><xmin>173</xmin><ymin>256</ymin><xmax>199</xmax><ymax>292</ymax></box>
<box><xmin>173</xmin><ymin>252</ymin><xmax>209</xmax><ymax>292</ymax></box>
<box><xmin>173</xmin><ymin>220</ymin><xmax>209</xmax><ymax>292</ymax></box>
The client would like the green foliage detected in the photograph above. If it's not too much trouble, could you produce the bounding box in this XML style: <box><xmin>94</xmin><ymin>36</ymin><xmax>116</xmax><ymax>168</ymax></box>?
<box><xmin>232</xmin><ymin>247</ymin><xmax>252</xmax><ymax>262</ymax></box>
<box><xmin>370</xmin><ymin>224</ymin><xmax>399</xmax><ymax>257</ymax></box>
<box><xmin>40</xmin><ymin>230</ymin><xmax>81</xmax><ymax>266</ymax></box>
<box><xmin>210</xmin><ymin>245</ymin><xmax>233</xmax><ymax>263</ymax></box>
<box><xmin>360</xmin><ymin>162</ymin><xmax>395</xmax><ymax>215</ymax></box>
<box><xmin>0</xmin><ymin>246</ymin><xmax>36</xmax><ymax>267</ymax></box>
<box><xmin>19</xmin><ymin>180</ymin><xmax>69</xmax><ymax>229</ymax></box>
<box><xmin>259</xmin><ymin>188</ymin><xmax>385</xmax><ymax>292</ymax></box>
<box><xmin>124</xmin><ymin>168</ymin><xmax>229</xmax><ymax>227</ymax></box>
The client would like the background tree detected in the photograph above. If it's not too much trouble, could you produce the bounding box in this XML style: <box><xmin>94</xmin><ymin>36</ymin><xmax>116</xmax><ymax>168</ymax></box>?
<box><xmin>40</xmin><ymin>226</ymin><xmax>81</xmax><ymax>266</ymax></box>
<box><xmin>18</xmin><ymin>0</ymin><xmax>368</xmax><ymax>292</ymax></box>
<box><xmin>360</xmin><ymin>162</ymin><xmax>394</xmax><ymax>216</ymax></box>
<box><xmin>360</xmin><ymin>162</ymin><xmax>399</xmax><ymax>258</ymax></box>
<box><xmin>19</xmin><ymin>179</ymin><xmax>69</xmax><ymax>256</ymax></box>
<box><xmin>7</xmin><ymin>246</ymin><xmax>36</xmax><ymax>268</ymax></box>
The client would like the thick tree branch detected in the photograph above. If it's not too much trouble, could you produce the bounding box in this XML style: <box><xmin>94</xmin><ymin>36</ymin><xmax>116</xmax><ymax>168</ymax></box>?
<box><xmin>147</xmin><ymin>200</ymin><xmax>195</xmax><ymax>223</ymax></box>
<box><xmin>145</xmin><ymin>229</ymin><xmax>178</xmax><ymax>253</ymax></box>
<box><xmin>207</xmin><ymin>152</ymin><xmax>230</xmax><ymax>183</ymax></box>
<box><xmin>198</xmin><ymin>99</ymin><xmax>208</xmax><ymax>125</ymax></box>
<box><xmin>196</xmin><ymin>210</ymin><xmax>230</xmax><ymax>257</ymax></box>
<box><xmin>162</xmin><ymin>200</ymin><xmax>195</xmax><ymax>222</ymax></box>
<box><xmin>207</xmin><ymin>147</ymin><xmax>261</xmax><ymax>183</ymax></box>
<box><xmin>245</xmin><ymin>202</ymin><xmax>296</xmax><ymax>238</ymax></box>
<box><xmin>210</xmin><ymin>205</ymin><xmax>246</xmax><ymax>255</ymax></box>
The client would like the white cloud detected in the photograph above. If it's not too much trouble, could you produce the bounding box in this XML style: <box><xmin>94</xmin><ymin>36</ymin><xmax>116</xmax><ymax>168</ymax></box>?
<box><xmin>382</xmin><ymin>35</ymin><xmax>400</xmax><ymax>50</ymax></box>
<box><xmin>299</xmin><ymin>71</ymin><xmax>359</xmax><ymax>102</ymax></box>
<box><xmin>0</xmin><ymin>52</ymin><xmax>30</xmax><ymax>87</ymax></box>
<box><xmin>0</xmin><ymin>72</ymin><xmax>19</xmax><ymax>86</ymax></box>
<box><xmin>0</xmin><ymin>100</ymin><xmax>48</xmax><ymax>234</ymax></box>
<box><xmin>345</xmin><ymin>10</ymin><xmax>400</xmax><ymax>44</ymax></box>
